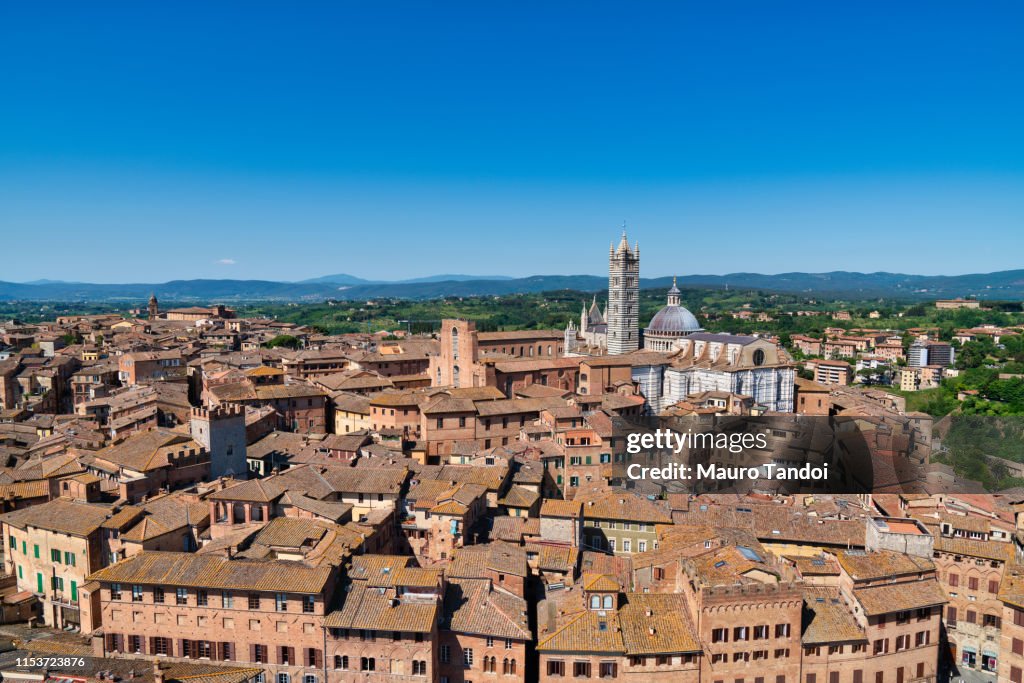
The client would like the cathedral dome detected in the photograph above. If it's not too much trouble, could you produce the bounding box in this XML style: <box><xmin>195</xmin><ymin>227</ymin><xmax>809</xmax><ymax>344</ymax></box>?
<box><xmin>646</xmin><ymin>304</ymin><xmax>702</xmax><ymax>335</ymax></box>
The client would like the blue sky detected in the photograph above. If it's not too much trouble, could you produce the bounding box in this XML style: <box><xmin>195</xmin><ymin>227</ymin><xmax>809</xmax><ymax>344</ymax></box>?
<box><xmin>1</xmin><ymin>2</ymin><xmax>1022</xmax><ymax>283</ymax></box>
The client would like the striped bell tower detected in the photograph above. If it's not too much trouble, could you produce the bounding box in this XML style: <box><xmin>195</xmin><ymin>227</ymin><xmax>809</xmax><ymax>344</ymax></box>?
<box><xmin>607</xmin><ymin>227</ymin><xmax>639</xmax><ymax>355</ymax></box>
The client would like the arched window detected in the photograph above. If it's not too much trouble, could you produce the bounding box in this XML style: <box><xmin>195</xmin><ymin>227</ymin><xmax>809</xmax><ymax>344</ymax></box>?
<box><xmin>509</xmin><ymin>659</ymin><xmax>516</xmax><ymax>675</ymax></box>
<box><xmin>334</xmin><ymin>655</ymin><xmax>348</xmax><ymax>670</ymax></box>
<box><xmin>503</xmin><ymin>658</ymin><xmax>510</xmax><ymax>675</ymax></box>
<box><xmin>547</xmin><ymin>345</ymin><xmax>552</xmax><ymax>356</ymax></box>
<box><xmin>451</xmin><ymin>327</ymin><xmax>459</xmax><ymax>360</ymax></box>
<box><xmin>453</xmin><ymin>365</ymin><xmax>460</xmax><ymax>385</ymax></box>
<box><xmin>603</xmin><ymin>595</ymin><xmax>613</xmax><ymax>609</ymax></box>
<box><xmin>590</xmin><ymin>595</ymin><xmax>601</xmax><ymax>609</ymax></box>
<box><xmin>753</xmin><ymin>348</ymin><xmax>765</xmax><ymax>366</ymax></box>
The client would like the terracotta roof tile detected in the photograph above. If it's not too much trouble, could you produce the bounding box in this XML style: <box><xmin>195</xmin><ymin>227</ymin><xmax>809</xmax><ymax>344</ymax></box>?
<box><xmin>1</xmin><ymin>498</ymin><xmax>114</xmax><ymax>537</ymax></box>
<box><xmin>619</xmin><ymin>593</ymin><xmax>700</xmax><ymax>654</ymax></box>
<box><xmin>88</xmin><ymin>550</ymin><xmax>332</xmax><ymax>594</ymax></box>
<box><xmin>802</xmin><ymin>587</ymin><xmax>866</xmax><ymax>644</ymax></box>
<box><xmin>445</xmin><ymin>578</ymin><xmax>530</xmax><ymax>640</ymax></box>
<box><xmin>836</xmin><ymin>550</ymin><xmax>934</xmax><ymax>581</ymax></box>
<box><xmin>325</xmin><ymin>583</ymin><xmax>437</xmax><ymax>633</ymax></box>
<box><xmin>853</xmin><ymin>580</ymin><xmax>947</xmax><ymax>617</ymax></box>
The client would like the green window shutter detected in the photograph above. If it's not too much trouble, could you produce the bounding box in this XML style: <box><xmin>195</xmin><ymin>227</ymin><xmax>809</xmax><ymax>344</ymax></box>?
<box><xmin>21</xmin><ymin>541</ymin><xmax>25</xmax><ymax>554</ymax></box>
<box><xmin>71</xmin><ymin>581</ymin><xmax>78</xmax><ymax>602</ymax></box>
<box><xmin>8</xmin><ymin>536</ymin><xmax>15</xmax><ymax>549</ymax></box>
<box><xmin>33</xmin><ymin>544</ymin><xmax>39</xmax><ymax>559</ymax></box>
<box><xmin>36</xmin><ymin>572</ymin><xmax>43</xmax><ymax>593</ymax></box>
<box><xmin>16</xmin><ymin>565</ymin><xmax>22</xmax><ymax>579</ymax></box>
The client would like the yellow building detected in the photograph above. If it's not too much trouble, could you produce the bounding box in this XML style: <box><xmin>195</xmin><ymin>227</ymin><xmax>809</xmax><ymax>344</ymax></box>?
<box><xmin>332</xmin><ymin>393</ymin><xmax>371</xmax><ymax>434</ymax></box>
<box><xmin>1</xmin><ymin>498</ymin><xmax>114</xmax><ymax>628</ymax></box>
<box><xmin>900</xmin><ymin>368</ymin><xmax>921</xmax><ymax>391</ymax></box>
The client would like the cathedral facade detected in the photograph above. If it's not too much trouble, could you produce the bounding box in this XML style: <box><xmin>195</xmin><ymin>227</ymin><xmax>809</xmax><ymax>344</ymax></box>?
<box><xmin>567</xmin><ymin>295</ymin><xmax>608</xmax><ymax>354</ymax></box>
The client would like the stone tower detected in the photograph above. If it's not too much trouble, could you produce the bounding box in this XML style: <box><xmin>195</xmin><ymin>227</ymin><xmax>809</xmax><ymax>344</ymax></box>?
<box><xmin>190</xmin><ymin>404</ymin><xmax>247</xmax><ymax>479</ymax></box>
<box><xmin>607</xmin><ymin>230</ymin><xmax>640</xmax><ymax>354</ymax></box>
<box><xmin>147</xmin><ymin>293</ymin><xmax>159</xmax><ymax>321</ymax></box>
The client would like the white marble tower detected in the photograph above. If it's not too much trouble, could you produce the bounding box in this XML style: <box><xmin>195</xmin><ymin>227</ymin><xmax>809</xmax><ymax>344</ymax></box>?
<box><xmin>607</xmin><ymin>229</ymin><xmax>639</xmax><ymax>355</ymax></box>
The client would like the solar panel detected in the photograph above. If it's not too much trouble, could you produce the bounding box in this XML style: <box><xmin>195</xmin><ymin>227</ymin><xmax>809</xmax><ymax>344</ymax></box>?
<box><xmin>737</xmin><ymin>546</ymin><xmax>763</xmax><ymax>562</ymax></box>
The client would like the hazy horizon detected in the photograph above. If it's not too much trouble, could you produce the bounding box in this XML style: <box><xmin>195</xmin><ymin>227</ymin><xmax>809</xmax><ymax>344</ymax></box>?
<box><xmin>8</xmin><ymin>263</ymin><xmax>1024</xmax><ymax>287</ymax></box>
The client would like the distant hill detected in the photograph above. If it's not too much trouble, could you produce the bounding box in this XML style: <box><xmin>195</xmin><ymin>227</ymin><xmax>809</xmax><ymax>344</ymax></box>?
<box><xmin>1</xmin><ymin>270</ymin><xmax>1023</xmax><ymax>302</ymax></box>
<box><xmin>297</xmin><ymin>273</ymin><xmax>377</xmax><ymax>285</ymax></box>
<box><xmin>397</xmin><ymin>274</ymin><xmax>516</xmax><ymax>284</ymax></box>
<box><xmin>299</xmin><ymin>273</ymin><xmax>516</xmax><ymax>285</ymax></box>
